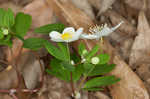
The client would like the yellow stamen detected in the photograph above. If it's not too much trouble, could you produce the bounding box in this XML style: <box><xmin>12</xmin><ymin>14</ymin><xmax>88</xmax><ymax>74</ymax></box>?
<box><xmin>61</xmin><ymin>32</ymin><xmax>72</xmax><ymax>40</ymax></box>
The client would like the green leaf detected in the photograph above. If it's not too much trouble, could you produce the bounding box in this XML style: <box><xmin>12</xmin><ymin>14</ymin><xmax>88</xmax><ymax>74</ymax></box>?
<box><xmin>46</xmin><ymin>58</ymin><xmax>70</xmax><ymax>82</ymax></box>
<box><xmin>86</xmin><ymin>44</ymin><xmax>99</xmax><ymax>60</ymax></box>
<box><xmin>0</xmin><ymin>30</ymin><xmax>4</xmax><ymax>39</ymax></box>
<box><xmin>61</xmin><ymin>61</ymin><xmax>75</xmax><ymax>71</ymax></box>
<box><xmin>88</xmin><ymin>64</ymin><xmax>115</xmax><ymax>76</ymax></box>
<box><xmin>34</xmin><ymin>23</ymin><xmax>65</xmax><ymax>34</ymax></box>
<box><xmin>3</xmin><ymin>8</ymin><xmax>14</xmax><ymax>28</ymax></box>
<box><xmin>12</xmin><ymin>12</ymin><xmax>32</xmax><ymax>37</ymax></box>
<box><xmin>97</xmin><ymin>54</ymin><xmax>110</xmax><ymax>64</ymax></box>
<box><xmin>82</xmin><ymin>87</ymin><xmax>103</xmax><ymax>91</ymax></box>
<box><xmin>72</xmin><ymin>64</ymin><xmax>84</xmax><ymax>82</ymax></box>
<box><xmin>84</xmin><ymin>76</ymin><xmax>120</xmax><ymax>88</ymax></box>
<box><xmin>0</xmin><ymin>8</ymin><xmax>14</xmax><ymax>28</ymax></box>
<box><xmin>83</xmin><ymin>63</ymin><xmax>95</xmax><ymax>75</ymax></box>
<box><xmin>0</xmin><ymin>8</ymin><xmax>5</xmax><ymax>27</ymax></box>
<box><xmin>44</xmin><ymin>41</ymin><xmax>66</xmax><ymax>61</ymax></box>
<box><xmin>57</xmin><ymin>42</ymin><xmax>70</xmax><ymax>61</ymax></box>
<box><xmin>23</xmin><ymin>38</ymin><xmax>46</xmax><ymax>50</ymax></box>
<box><xmin>78</xmin><ymin>42</ymin><xmax>87</xmax><ymax>56</ymax></box>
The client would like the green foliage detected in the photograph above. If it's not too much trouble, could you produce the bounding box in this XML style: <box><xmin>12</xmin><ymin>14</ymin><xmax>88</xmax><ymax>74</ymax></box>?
<box><xmin>23</xmin><ymin>38</ymin><xmax>46</xmax><ymax>50</ymax></box>
<box><xmin>46</xmin><ymin>58</ymin><xmax>70</xmax><ymax>82</ymax></box>
<box><xmin>61</xmin><ymin>61</ymin><xmax>75</xmax><ymax>71</ymax></box>
<box><xmin>72</xmin><ymin>64</ymin><xmax>84</xmax><ymax>82</ymax></box>
<box><xmin>0</xmin><ymin>8</ymin><xmax>14</xmax><ymax>28</ymax></box>
<box><xmin>57</xmin><ymin>42</ymin><xmax>70</xmax><ymax>61</ymax></box>
<box><xmin>82</xmin><ymin>87</ymin><xmax>103</xmax><ymax>91</ymax></box>
<box><xmin>34</xmin><ymin>23</ymin><xmax>65</xmax><ymax>34</ymax></box>
<box><xmin>44</xmin><ymin>41</ymin><xmax>65</xmax><ymax>61</ymax></box>
<box><xmin>96</xmin><ymin>54</ymin><xmax>110</xmax><ymax>64</ymax></box>
<box><xmin>0</xmin><ymin>35</ymin><xmax>12</xmax><ymax>47</ymax></box>
<box><xmin>84</xmin><ymin>76</ymin><xmax>120</xmax><ymax>88</ymax></box>
<box><xmin>85</xmin><ymin>44</ymin><xmax>99</xmax><ymax>60</ymax></box>
<box><xmin>88</xmin><ymin>64</ymin><xmax>115</xmax><ymax>76</ymax></box>
<box><xmin>12</xmin><ymin>12</ymin><xmax>32</xmax><ymax>37</ymax></box>
<box><xmin>78</xmin><ymin>42</ymin><xmax>86</xmax><ymax>56</ymax></box>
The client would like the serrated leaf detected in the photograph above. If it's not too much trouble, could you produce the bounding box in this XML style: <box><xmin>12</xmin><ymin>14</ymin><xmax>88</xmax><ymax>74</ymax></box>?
<box><xmin>72</xmin><ymin>64</ymin><xmax>84</xmax><ymax>82</ymax></box>
<box><xmin>23</xmin><ymin>38</ymin><xmax>46</xmax><ymax>50</ymax></box>
<box><xmin>57</xmin><ymin>42</ymin><xmax>70</xmax><ymax>61</ymax></box>
<box><xmin>34</xmin><ymin>23</ymin><xmax>65</xmax><ymax>34</ymax></box>
<box><xmin>44</xmin><ymin>41</ymin><xmax>66</xmax><ymax>61</ymax></box>
<box><xmin>86</xmin><ymin>44</ymin><xmax>99</xmax><ymax>60</ymax></box>
<box><xmin>61</xmin><ymin>61</ymin><xmax>75</xmax><ymax>71</ymax></box>
<box><xmin>88</xmin><ymin>64</ymin><xmax>115</xmax><ymax>76</ymax></box>
<box><xmin>82</xmin><ymin>87</ymin><xmax>103</xmax><ymax>91</ymax></box>
<box><xmin>84</xmin><ymin>76</ymin><xmax>120</xmax><ymax>88</ymax></box>
<box><xmin>12</xmin><ymin>12</ymin><xmax>32</xmax><ymax>37</ymax></box>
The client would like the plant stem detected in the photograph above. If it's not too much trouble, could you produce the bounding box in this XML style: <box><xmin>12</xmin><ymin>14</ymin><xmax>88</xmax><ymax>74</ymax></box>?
<box><xmin>77</xmin><ymin>65</ymin><xmax>95</xmax><ymax>93</ymax></box>
<box><xmin>66</xmin><ymin>43</ymin><xmax>75</xmax><ymax>97</ymax></box>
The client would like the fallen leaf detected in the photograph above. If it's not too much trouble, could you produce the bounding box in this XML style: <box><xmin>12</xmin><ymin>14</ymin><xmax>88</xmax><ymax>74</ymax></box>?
<box><xmin>88</xmin><ymin>0</ymin><xmax>116</xmax><ymax>15</ymax></box>
<box><xmin>71</xmin><ymin>0</ymin><xmax>95</xmax><ymax>19</ymax></box>
<box><xmin>129</xmin><ymin>11</ymin><xmax>150</xmax><ymax>68</ymax></box>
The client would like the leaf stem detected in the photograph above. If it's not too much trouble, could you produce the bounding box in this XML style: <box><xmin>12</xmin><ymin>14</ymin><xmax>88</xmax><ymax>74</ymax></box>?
<box><xmin>66</xmin><ymin>43</ymin><xmax>75</xmax><ymax>97</ymax></box>
<box><xmin>77</xmin><ymin>65</ymin><xmax>95</xmax><ymax>93</ymax></box>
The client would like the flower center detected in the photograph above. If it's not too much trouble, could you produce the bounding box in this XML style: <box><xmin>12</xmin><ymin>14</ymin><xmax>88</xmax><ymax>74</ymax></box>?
<box><xmin>61</xmin><ymin>32</ymin><xmax>72</xmax><ymax>40</ymax></box>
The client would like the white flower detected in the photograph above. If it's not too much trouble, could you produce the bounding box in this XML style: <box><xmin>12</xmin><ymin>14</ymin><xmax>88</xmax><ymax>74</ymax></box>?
<box><xmin>80</xmin><ymin>21</ymin><xmax>123</xmax><ymax>40</ymax></box>
<box><xmin>49</xmin><ymin>27</ymin><xmax>83</xmax><ymax>42</ymax></box>
<box><xmin>91</xmin><ymin>57</ymin><xmax>99</xmax><ymax>64</ymax></box>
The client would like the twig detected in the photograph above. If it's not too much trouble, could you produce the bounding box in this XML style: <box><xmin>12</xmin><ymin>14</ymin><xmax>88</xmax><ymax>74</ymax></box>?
<box><xmin>70</xmin><ymin>72</ymin><xmax>75</xmax><ymax>97</ymax></box>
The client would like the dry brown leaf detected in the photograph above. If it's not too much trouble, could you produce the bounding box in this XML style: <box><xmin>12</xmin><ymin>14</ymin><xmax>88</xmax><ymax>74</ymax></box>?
<box><xmin>94</xmin><ymin>92</ymin><xmax>110</xmax><ymax>99</ymax></box>
<box><xmin>129</xmin><ymin>11</ymin><xmax>150</xmax><ymax>68</ymax></box>
<box><xmin>23</xmin><ymin>0</ymin><xmax>54</xmax><ymax>28</ymax></box>
<box><xmin>71</xmin><ymin>0</ymin><xmax>95</xmax><ymax>19</ymax></box>
<box><xmin>88</xmin><ymin>0</ymin><xmax>116</xmax><ymax>15</ymax></box>
<box><xmin>46</xmin><ymin>0</ymin><xmax>149</xmax><ymax>98</ymax></box>
<box><xmin>124</xmin><ymin>0</ymin><xmax>143</xmax><ymax>10</ymax></box>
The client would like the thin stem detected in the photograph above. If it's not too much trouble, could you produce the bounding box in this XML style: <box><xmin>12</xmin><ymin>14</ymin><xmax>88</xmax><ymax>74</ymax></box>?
<box><xmin>66</xmin><ymin>43</ymin><xmax>75</xmax><ymax>97</ymax></box>
<box><xmin>77</xmin><ymin>66</ymin><xmax>95</xmax><ymax>92</ymax></box>
<box><xmin>99</xmin><ymin>37</ymin><xmax>104</xmax><ymax>53</ymax></box>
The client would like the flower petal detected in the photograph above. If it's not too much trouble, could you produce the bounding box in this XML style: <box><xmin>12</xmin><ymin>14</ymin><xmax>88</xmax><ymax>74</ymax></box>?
<box><xmin>70</xmin><ymin>28</ymin><xmax>83</xmax><ymax>41</ymax></box>
<box><xmin>51</xmin><ymin>38</ymin><xmax>64</xmax><ymax>42</ymax></box>
<box><xmin>80</xmin><ymin>33</ymin><xmax>98</xmax><ymax>39</ymax></box>
<box><xmin>49</xmin><ymin>31</ymin><xmax>62</xmax><ymax>39</ymax></box>
<box><xmin>63</xmin><ymin>27</ymin><xmax>75</xmax><ymax>34</ymax></box>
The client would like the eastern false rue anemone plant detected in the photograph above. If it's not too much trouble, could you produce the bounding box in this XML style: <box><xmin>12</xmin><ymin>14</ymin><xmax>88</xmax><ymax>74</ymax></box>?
<box><xmin>44</xmin><ymin>22</ymin><xmax>123</xmax><ymax>99</ymax></box>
